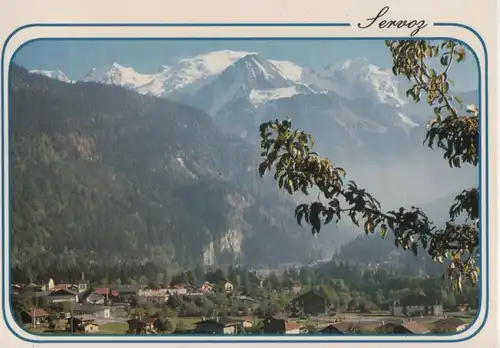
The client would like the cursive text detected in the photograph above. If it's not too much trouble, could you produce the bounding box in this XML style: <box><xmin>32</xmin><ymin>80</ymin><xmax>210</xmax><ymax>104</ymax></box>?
<box><xmin>357</xmin><ymin>6</ymin><xmax>428</xmax><ymax>36</ymax></box>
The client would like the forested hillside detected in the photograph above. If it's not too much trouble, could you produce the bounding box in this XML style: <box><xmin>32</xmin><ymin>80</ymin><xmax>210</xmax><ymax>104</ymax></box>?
<box><xmin>10</xmin><ymin>64</ymin><xmax>314</xmax><ymax>280</ymax></box>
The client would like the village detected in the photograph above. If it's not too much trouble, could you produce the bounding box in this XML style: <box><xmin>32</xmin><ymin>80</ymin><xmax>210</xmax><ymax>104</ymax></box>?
<box><xmin>11</xmin><ymin>268</ymin><xmax>476</xmax><ymax>336</ymax></box>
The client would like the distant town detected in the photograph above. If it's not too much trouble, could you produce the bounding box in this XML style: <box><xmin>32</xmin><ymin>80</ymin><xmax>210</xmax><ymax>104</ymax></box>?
<box><xmin>12</xmin><ymin>263</ymin><xmax>477</xmax><ymax>336</ymax></box>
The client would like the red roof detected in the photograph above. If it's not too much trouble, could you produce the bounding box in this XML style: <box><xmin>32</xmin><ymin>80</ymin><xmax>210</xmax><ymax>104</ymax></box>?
<box><xmin>401</xmin><ymin>321</ymin><xmax>430</xmax><ymax>333</ymax></box>
<box><xmin>30</xmin><ymin>308</ymin><xmax>49</xmax><ymax>317</ymax></box>
<box><xmin>94</xmin><ymin>288</ymin><xmax>109</xmax><ymax>296</ymax></box>
<box><xmin>53</xmin><ymin>284</ymin><xmax>70</xmax><ymax>290</ymax></box>
<box><xmin>285</xmin><ymin>322</ymin><xmax>301</xmax><ymax>332</ymax></box>
<box><xmin>111</xmin><ymin>290</ymin><xmax>119</xmax><ymax>296</ymax></box>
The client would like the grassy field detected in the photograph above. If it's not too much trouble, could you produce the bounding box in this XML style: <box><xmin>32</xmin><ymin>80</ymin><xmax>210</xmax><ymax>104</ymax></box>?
<box><xmin>25</xmin><ymin>311</ymin><xmax>478</xmax><ymax>335</ymax></box>
<box><xmin>99</xmin><ymin>322</ymin><xmax>129</xmax><ymax>334</ymax></box>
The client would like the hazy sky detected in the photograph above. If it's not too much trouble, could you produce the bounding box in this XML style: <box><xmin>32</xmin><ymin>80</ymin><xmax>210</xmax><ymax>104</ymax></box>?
<box><xmin>13</xmin><ymin>39</ymin><xmax>478</xmax><ymax>92</ymax></box>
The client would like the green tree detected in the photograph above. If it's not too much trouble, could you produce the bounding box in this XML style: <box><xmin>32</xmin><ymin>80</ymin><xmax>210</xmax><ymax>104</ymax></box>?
<box><xmin>257</xmin><ymin>39</ymin><xmax>479</xmax><ymax>292</ymax></box>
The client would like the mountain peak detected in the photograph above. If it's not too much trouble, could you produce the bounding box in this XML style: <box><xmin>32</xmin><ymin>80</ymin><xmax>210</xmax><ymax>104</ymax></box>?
<box><xmin>317</xmin><ymin>57</ymin><xmax>406</xmax><ymax>107</ymax></box>
<box><xmin>178</xmin><ymin>50</ymin><xmax>254</xmax><ymax>76</ymax></box>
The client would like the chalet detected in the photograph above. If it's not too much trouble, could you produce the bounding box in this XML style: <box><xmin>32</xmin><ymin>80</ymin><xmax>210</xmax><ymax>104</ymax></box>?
<box><xmin>52</xmin><ymin>283</ymin><xmax>72</xmax><ymax>291</ymax></box>
<box><xmin>194</xmin><ymin>317</ymin><xmax>249</xmax><ymax>334</ymax></box>
<box><xmin>291</xmin><ymin>290</ymin><xmax>330</xmax><ymax>316</ymax></box>
<box><xmin>168</xmin><ymin>284</ymin><xmax>188</xmax><ymax>295</ymax></box>
<box><xmin>137</xmin><ymin>288</ymin><xmax>170</xmax><ymax>303</ymax></box>
<box><xmin>71</xmin><ymin>304</ymin><xmax>111</xmax><ymax>319</ymax></box>
<box><xmin>82</xmin><ymin>322</ymin><xmax>100</xmax><ymax>333</ymax></box>
<box><xmin>319</xmin><ymin>322</ymin><xmax>360</xmax><ymax>334</ymax></box>
<box><xmin>20</xmin><ymin>308</ymin><xmax>49</xmax><ymax>326</ymax></box>
<box><xmin>392</xmin><ymin>321</ymin><xmax>430</xmax><ymax>334</ymax></box>
<box><xmin>387</xmin><ymin>289</ymin><xmax>443</xmax><ymax>317</ymax></box>
<box><xmin>85</xmin><ymin>293</ymin><xmax>106</xmax><ymax>305</ymax></box>
<box><xmin>77</xmin><ymin>280</ymin><xmax>89</xmax><ymax>293</ymax></box>
<box><xmin>432</xmin><ymin>317</ymin><xmax>468</xmax><ymax>333</ymax></box>
<box><xmin>224</xmin><ymin>281</ymin><xmax>234</xmax><ymax>292</ymax></box>
<box><xmin>126</xmin><ymin>317</ymin><xmax>157</xmax><ymax>334</ymax></box>
<box><xmin>112</xmin><ymin>285</ymin><xmax>140</xmax><ymax>303</ymax></box>
<box><xmin>263</xmin><ymin>315</ymin><xmax>301</xmax><ymax>334</ymax></box>
<box><xmin>66</xmin><ymin>315</ymin><xmax>96</xmax><ymax>333</ymax></box>
<box><xmin>48</xmin><ymin>288</ymin><xmax>78</xmax><ymax>304</ymax></box>
<box><xmin>93</xmin><ymin>288</ymin><xmax>110</xmax><ymax>300</ymax></box>
<box><xmin>196</xmin><ymin>281</ymin><xmax>213</xmax><ymax>293</ymax></box>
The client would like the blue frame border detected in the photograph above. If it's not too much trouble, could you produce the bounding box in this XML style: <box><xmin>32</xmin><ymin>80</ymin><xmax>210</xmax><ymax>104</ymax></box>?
<box><xmin>1</xmin><ymin>22</ymin><xmax>489</xmax><ymax>344</ymax></box>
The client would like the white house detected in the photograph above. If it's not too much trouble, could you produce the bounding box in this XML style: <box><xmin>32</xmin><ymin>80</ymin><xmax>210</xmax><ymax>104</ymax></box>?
<box><xmin>224</xmin><ymin>281</ymin><xmax>234</xmax><ymax>292</ymax></box>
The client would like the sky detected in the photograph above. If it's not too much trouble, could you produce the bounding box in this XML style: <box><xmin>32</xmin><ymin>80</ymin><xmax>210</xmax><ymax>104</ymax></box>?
<box><xmin>13</xmin><ymin>39</ymin><xmax>478</xmax><ymax>92</ymax></box>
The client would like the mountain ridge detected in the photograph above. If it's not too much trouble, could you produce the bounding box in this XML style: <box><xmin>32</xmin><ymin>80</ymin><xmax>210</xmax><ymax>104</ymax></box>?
<box><xmin>10</xmin><ymin>64</ymin><xmax>317</xmax><ymax>274</ymax></box>
<box><xmin>20</xmin><ymin>48</ymin><xmax>478</xmax><ymax>265</ymax></box>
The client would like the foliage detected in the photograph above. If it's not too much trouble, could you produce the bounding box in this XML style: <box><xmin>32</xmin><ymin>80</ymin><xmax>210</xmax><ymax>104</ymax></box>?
<box><xmin>257</xmin><ymin>40</ymin><xmax>479</xmax><ymax>292</ymax></box>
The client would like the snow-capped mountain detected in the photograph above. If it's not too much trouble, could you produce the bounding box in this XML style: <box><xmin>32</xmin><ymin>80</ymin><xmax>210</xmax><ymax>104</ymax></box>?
<box><xmin>24</xmin><ymin>49</ymin><xmax>478</xmax><ymax>256</ymax></box>
<box><xmin>26</xmin><ymin>49</ymin><xmax>476</xmax><ymax>159</ymax></box>
<box><xmin>189</xmin><ymin>53</ymin><xmax>302</xmax><ymax>116</ymax></box>
<box><xmin>27</xmin><ymin>50</ymin><xmax>408</xmax><ymax>110</ymax></box>
<box><xmin>306</xmin><ymin>57</ymin><xmax>408</xmax><ymax>108</ymax></box>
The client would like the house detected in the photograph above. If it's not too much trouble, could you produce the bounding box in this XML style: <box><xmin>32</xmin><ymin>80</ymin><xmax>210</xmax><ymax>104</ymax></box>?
<box><xmin>168</xmin><ymin>284</ymin><xmax>188</xmax><ymax>295</ymax></box>
<box><xmin>52</xmin><ymin>283</ymin><xmax>72</xmax><ymax>291</ymax></box>
<box><xmin>66</xmin><ymin>315</ymin><xmax>96</xmax><ymax>333</ymax></box>
<box><xmin>77</xmin><ymin>280</ymin><xmax>89</xmax><ymax>293</ymax></box>
<box><xmin>194</xmin><ymin>317</ymin><xmax>246</xmax><ymax>334</ymax></box>
<box><xmin>85</xmin><ymin>293</ymin><xmax>105</xmax><ymax>305</ymax></box>
<box><xmin>82</xmin><ymin>322</ymin><xmax>100</xmax><ymax>333</ymax></box>
<box><xmin>93</xmin><ymin>288</ymin><xmax>110</xmax><ymax>300</ymax></box>
<box><xmin>291</xmin><ymin>290</ymin><xmax>330</xmax><ymax>316</ymax></box>
<box><xmin>224</xmin><ymin>281</ymin><xmax>234</xmax><ymax>292</ymax></box>
<box><xmin>392</xmin><ymin>321</ymin><xmax>430</xmax><ymax>334</ymax></box>
<box><xmin>196</xmin><ymin>281</ymin><xmax>213</xmax><ymax>293</ymax></box>
<box><xmin>432</xmin><ymin>317</ymin><xmax>468</xmax><ymax>333</ymax></box>
<box><xmin>48</xmin><ymin>288</ymin><xmax>78</xmax><ymax>304</ymax></box>
<box><xmin>319</xmin><ymin>322</ymin><xmax>360</xmax><ymax>334</ymax></box>
<box><xmin>126</xmin><ymin>317</ymin><xmax>157</xmax><ymax>334</ymax></box>
<box><xmin>263</xmin><ymin>315</ymin><xmax>301</xmax><ymax>334</ymax></box>
<box><xmin>137</xmin><ymin>288</ymin><xmax>170</xmax><ymax>303</ymax></box>
<box><xmin>20</xmin><ymin>308</ymin><xmax>49</xmax><ymax>326</ymax></box>
<box><xmin>71</xmin><ymin>304</ymin><xmax>111</xmax><ymax>319</ymax></box>
<box><xmin>111</xmin><ymin>285</ymin><xmax>140</xmax><ymax>303</ymax></box>
<box><xmin>387</xmin><ymin>289</ymin><xmax>443</xmax><ymax>317</ymax></box>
